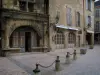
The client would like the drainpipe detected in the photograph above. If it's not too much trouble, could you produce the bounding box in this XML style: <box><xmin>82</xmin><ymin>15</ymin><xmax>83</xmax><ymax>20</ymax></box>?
<box><xmin>45</xmin><ymin>0</ymin><xmax>50</xmax><ymax>51</ymax></box>
<box><xmin>43</xmin><ymin>22</ymin><xmax>44</xmax><ymax>51</ymax></box>
<box><xmin>26</xmin><ymin>0</ymin><xmax>28</xmax><ymax>12</ymax></box>
<box><xmin>47</xmin><ymin>1</ymin><xmax>50</xmax><ymax>51</ymax></box>
<box><xmin>0</xmin><ymin>0</ymin><xmax>2</xmax><ymax>56</ymax></box>
<box><xmin>83</xmin><ymin>0</ymin><xmax>86</xmax><ymax>47</ymax></box>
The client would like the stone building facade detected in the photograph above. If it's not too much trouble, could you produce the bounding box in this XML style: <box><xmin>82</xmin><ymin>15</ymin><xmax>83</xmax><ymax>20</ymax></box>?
<box><xmin>0</xmin><ymin>0</ymin><xmax>49</xmax><ymax>53</ymax></box>
<box><xmin>84</xmin><ymin>0</ymin><xmax>94</xmax><ymax>48</ymax></box>
<box><xmin>49</xmin><ymin>0</ymin><xmax>94</xmax><ymax>50</ymax></box>
<box><xmin>94</xmin><ymin>1</ymin><xmax>100</xmax><ymax>44</ymax></box>
<box><xmin>0</xmin><ymin>0</ymin><xmax>94</xmax><ymax>55</ymax></box>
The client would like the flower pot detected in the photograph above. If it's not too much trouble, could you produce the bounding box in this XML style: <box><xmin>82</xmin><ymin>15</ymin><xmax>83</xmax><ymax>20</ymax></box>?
<box><xmin>89</xmin><ymin>45</ymin><xmax>93</xmax><ymax>49</ymax></box>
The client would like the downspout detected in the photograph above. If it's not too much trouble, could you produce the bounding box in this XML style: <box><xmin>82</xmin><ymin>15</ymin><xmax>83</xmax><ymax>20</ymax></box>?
<box><xmin>0</xmin><ymin>0</ymin><xmax>2</xmax><ymax>56</ymax></box>
<box><xmin>45</xmin><ymin>0</ymin><xmax>50</xmax><ymax>51</ymax></box>
<box><xmin>83</xmin><ymin>0</ymin><xmax>86</xmax><ymax>46</ymax></box>
<box><xmin>47</xmin><ymin>0</ymin><xmax>50</xmax><ymax>51</ymax></box>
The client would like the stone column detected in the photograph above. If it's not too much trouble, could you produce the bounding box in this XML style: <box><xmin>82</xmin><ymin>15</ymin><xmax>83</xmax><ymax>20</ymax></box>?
<box><xmin>91</xmin><ymin>33</ymin><xmax>94</xmax><ymax>46</ymax></box>
<box><xmin>5</xmin><ymin>31</ymin><xmax>10</xmax><ymax>49</ymax></box>
<box><xmin>90</xmin><ymin>33</ymin><xmax>94</xmax><ymax>49</ymax></box>
<box><xmin>75</xmin><ymin>31</ymin><xmax>79</xmax><ymax>48</ymax></box>
<box><xmin>26</xmin><ymin>0</ymin><xmax>28</xmax><ymax>12</ymax></box>
<box><xmin>64</xmin><ymin>31</ymin><xmax>68</xmax><ymax>48</ymax></box>
<box><xmin>49</xmin><ymin>26</ymin><xmax>56</xmax><ymax>50</ymax></box>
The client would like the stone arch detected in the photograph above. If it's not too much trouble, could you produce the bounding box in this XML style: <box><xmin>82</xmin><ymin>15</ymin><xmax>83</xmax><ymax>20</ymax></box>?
<box><xmin>9</xmin><ymin>26</ymin><xmax>41</xmax><ymax>52</ymax></box>
<box><xmin>5</xmin><ymin>20</ymin><xmax>44</xmax><ymax>49</ymax></box>
<box><xmin>7</xmin><ymin>20</ymin><xmax>43</xmax><ymax>38</ymax></box>
<box><xmin>9</xmin><ymin>25</ymin><xmax>42</xmax><ymax>38</ymax></box>
<box><xmin>10</xmin><ymin>25</ymin><xmax>42</xmax><ymax>38</ymax></box>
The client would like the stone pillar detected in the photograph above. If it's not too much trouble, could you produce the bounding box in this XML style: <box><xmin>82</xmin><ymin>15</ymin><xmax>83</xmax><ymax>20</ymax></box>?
<box><xmin>64</xmin><ymin>31</ymin><xmax>68</xmax><ymax>48</ymax></box>
<box><xmin>6</xmin><ymin>34</ymin><xmax>10</xmax><ymax>49</ymax></box>
<box><xmin>83</xmin><ymin>31</ymin><xmax>86</xmax><ymax>47</ymax></box>
<box><xmin>91</xmin><ymin>33</ymin><xmax>94</xmax><ymax>46</ymax></box>
<box><xmin>5</xmin><ymin>27</ymin><xmax>10</xmax><ymax>49</ymax></box>
<box><xmin>90</xmin><ymin>33</ymin><xmax>94</xmax><ymax>49</ymax></box>
<box><xmin>81</xmin><ymin>29</ymin><xmax>85</xmax><ymax>47</ymax></box>
<box><xmin>26</xmin><ymin>0</ymin><xmax>28</xmax><ymax>12</ymax></box>
<box><xmin>50</xmin><ymin>26</ymin><xmax>56</xmax><ymax>50</ymax></box>
<box><xmin>75</xmin><ymin>31</ymin><xmax>79</xmax><ymax>48</ymax></box>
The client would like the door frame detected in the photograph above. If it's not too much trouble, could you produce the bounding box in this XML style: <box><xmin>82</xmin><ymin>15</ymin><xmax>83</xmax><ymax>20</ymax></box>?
<box><xmin>25</xmin><ymin>32</ymin><xmax>31</xmax><ymax>52</ymax></box>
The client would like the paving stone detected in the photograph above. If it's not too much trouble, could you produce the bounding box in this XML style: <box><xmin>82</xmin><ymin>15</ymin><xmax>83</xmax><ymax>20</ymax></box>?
<box><xmin>0</xmin><ymin>46</ymin><xmax>100</xmax><ymax>75</ymax></box>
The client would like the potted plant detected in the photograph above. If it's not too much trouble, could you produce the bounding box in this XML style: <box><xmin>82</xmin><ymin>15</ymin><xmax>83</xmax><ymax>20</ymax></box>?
<box><xmin>89</xmin><ymin>45</ymin><xmax>93</xmax><ymax>49</ymax></box>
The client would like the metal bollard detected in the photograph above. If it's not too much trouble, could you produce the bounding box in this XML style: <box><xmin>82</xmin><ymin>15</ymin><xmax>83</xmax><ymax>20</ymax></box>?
<box><xmin>73</xmin><ymin>50</ymin><xmax>77</xmax><ymax>60</ymax></box>
<box><xmin>65</xmin><ymin>52</ymin><xmax>70</xmax><ymax>64</ymax></box>
<box><xmin>33</xmin><ymin>64</ymin><xmax>40</xmax><ymax>75</ymax></box>
<box><xmin>55</xmin><ymin>56</ymin><xmax>60</xmax><ymax>71</ymax></box>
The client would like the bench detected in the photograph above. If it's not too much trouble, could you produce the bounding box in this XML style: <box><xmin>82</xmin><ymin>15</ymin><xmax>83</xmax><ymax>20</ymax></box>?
<box><xmin>80</xmin><ymin>49</ymin><xmax>87</xmax><ymax>54</ymax></box>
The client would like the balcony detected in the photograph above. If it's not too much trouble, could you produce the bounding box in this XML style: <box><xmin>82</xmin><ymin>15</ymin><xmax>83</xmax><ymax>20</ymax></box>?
<box><xmin>18</xmin><ymin>0</ymin><xmax>48</xmax><ymax>14</ymax></box>
<box><xmin>2</xmin><ymin>8</ymin><xmax>49</xmax><ymax>23</ymax></box>
<box><xmin>2</xmin><ymin>0</ymin><xmax>49</xmax><ymax>15</ymax></box>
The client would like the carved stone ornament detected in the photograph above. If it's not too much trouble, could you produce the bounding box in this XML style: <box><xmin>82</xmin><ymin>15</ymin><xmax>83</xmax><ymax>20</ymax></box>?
<box><xmin>55</xmin><ymin>11</ymin><xmax>60</xmax><ymax>24</ymax></box>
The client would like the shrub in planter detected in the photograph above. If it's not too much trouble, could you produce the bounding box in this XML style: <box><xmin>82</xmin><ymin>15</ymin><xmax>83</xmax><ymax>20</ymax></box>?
<box><xmin>89</xmin><ymin>45</ymin><xmax>93</xmax><ymax>49</ymax></box>
<box><xmin>80</xmin><ymin>49</ymin><xmax>87</xmax><ymax>54</ymax></box>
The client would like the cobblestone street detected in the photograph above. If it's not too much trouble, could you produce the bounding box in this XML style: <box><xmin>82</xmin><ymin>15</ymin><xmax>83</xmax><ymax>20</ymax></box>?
<box><xmin>0</xmin><ymin>45</ymin><xmax>100</xmax><ymax>75</ymax></box>
<box><xmin>56</xmin><ymin>45</ymin><xmax>100</xmax><ymax>75</ymax></box>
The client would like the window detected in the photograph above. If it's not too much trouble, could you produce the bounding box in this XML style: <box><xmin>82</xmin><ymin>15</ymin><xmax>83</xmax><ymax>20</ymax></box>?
<box><xmin>19</xmin><ymin>32</ymin><xmax>25</xmax><ymax>48</ymax></box>
<box><xmin>19</xmin><ymin>1</ymin><xmax>27</xmax><ymax>11</ymax></box>
<box><xmin>76</xmin><ymin>12</ymin><xmax>80</xmax><ymax>27</ymax></box>
<box><xmin>12</xmin><ymin>32</ymin><xmax>19</xmax><ymax>48</ymax></box>
<box><xmin>54</xmin><ymin>33</ymin><xmax>65</xmax><ymax>44</ymax></box>
<box><xmin>10</xmin><ymin>32</ymin><xmax>25</xmax><ymax>48</ymax></box>
<box><xmin>67</xmin><ymin>7</ymin><xmax>72</xmax><ymax>26</ymax></box>
<box><xmin>68</xmin><ymin>32</ymin><xmax>76</xmax><ymax>44</ymax></box>
<box><xmin>28</xmin><ymin>2</ymin><xmax>34</xmax><ymax>12</ymax></box>
<box><xmin>18</xmin><ymin>0</ymin><xmax>46</xmax><ymax>13</ymax></box>
<box><xmin>31</xmin><ymin>32</ymin><xmax>37</xmax><ymax>47</ymax></box>
<box><xmin>34</xmin><ymin>0</ymin><xmax>45</xmax><ymax>13</ymax></box>
<box><xmin>44</xmin><ymin>0</ymin><xmax>49</xmax><ymax>14</ymax></box>
<box><xmin>87</xmin><ymin>16</ymin><xmax>91</xmax><ymax>28</ymax></box>
<box><xmin>13</xmin><ymin>0</ymin><xmax>17</xmax><ymax>5</ymax></box>
<box><xmin>95</xmin><ymin>21</ymin><xmax>100</xmax><ymax>32</ymax></box>
<box><xmin>95</xmin><ymin>9</ymin><xmax>100</xmax><ymax>18</ymax></box>
<box><xmin>86</xmin><ymin>0</ymin><xmax>91</xmax><ymax>11</ymax></box>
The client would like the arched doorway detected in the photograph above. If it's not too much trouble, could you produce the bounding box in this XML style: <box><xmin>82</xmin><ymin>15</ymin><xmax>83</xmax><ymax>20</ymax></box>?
<box><xmin>9</xmin><ymin>26</ymin><xmax>40</xmax><ymax>52</ymax></box>
<box><xmin>68</xmin><ymin>32</ymin><xmax>76</xmax><ymax>48</ymax></box>
<box><xmin>86</xmin><ymin>33</ymin><xmax>92</xmax><ymax>45</ymax></box>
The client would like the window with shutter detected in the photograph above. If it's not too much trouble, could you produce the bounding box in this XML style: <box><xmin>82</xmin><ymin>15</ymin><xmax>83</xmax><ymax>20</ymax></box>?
<box><xmin>87</xmin><ymin>16</ymin><xmax>91</xmax><ymax>27</ymax></box>
<box><xmin>86</xmin><ymin>0</ymin><xmax>92</xmax><ymax>11</ymax></box>
<box><xmin>66</xmin><ymin>7</ymin><xmax>72</xmax><ymax>26</ymax></box>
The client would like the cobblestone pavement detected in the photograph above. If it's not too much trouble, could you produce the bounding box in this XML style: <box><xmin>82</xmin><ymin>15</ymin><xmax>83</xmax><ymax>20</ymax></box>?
<box><xmin>0</xmin><ymin>45</ymin><xmax>100</xmax><ymax>75</ymax></box>
<box><xmin>56</xmin><ymin>45</ymin><xmax>100</xmax><ymax>75</ymax></box>
<box><xmin>7</xmin><ymin>48</ymin><xmax>81</xmax><ymax>75</ymax></box>
<box><xmin>0</xmin><ymin>58</ymin><xmax>29</xmax><ymax>75</ymax></box>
